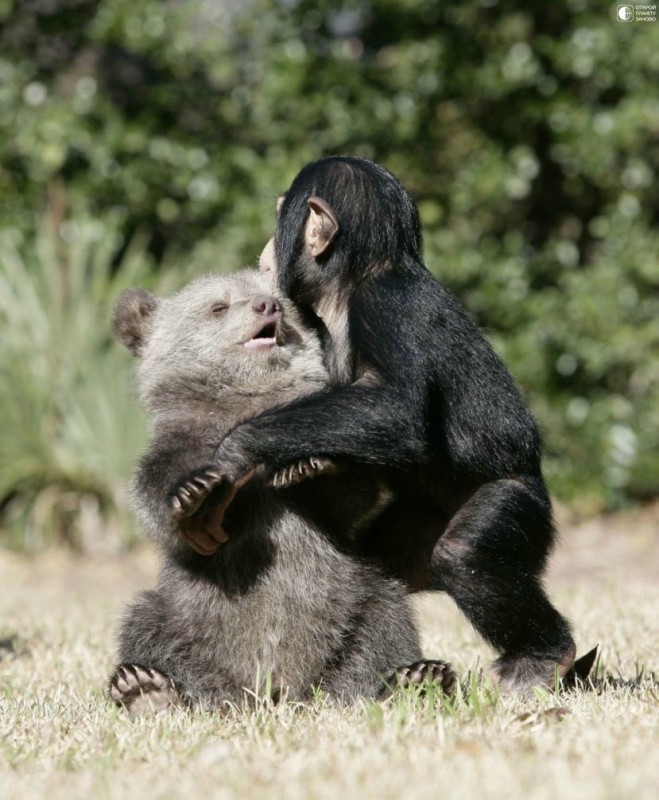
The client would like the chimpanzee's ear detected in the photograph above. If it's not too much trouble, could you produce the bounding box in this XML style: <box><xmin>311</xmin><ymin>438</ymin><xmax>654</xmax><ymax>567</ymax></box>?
<box><xmin>305</xmin><ymin>196</ymin><xmax>339</xmax><ymax>258</ymax></box>
<box><xmin>276</xmin><ymin>194</ymin><xmax>286</xmax><ymax>216</ymax></box>
<box><xmin>112</xmin><ymin>288</ymin><xmax>159</xmax><ymax>355</ymax></box>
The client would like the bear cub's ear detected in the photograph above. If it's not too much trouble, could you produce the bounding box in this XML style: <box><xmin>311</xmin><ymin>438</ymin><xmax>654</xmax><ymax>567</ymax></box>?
<box><xmin>112</xmin><ymin>288</ymin><xmax>159</xmax><ymax>355</ymax></box>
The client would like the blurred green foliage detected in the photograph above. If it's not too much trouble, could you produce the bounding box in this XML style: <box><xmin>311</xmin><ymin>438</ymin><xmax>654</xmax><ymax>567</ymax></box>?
<box><xmin>0</xmin><ymin>0</ymin><xmax>657</xmax><ymax>546</ymax></box>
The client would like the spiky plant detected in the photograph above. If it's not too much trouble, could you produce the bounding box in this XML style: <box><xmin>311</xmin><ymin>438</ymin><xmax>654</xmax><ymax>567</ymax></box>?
<box><xmin>0</xmin><ymin>209</ymin><xmax>169</xmax><ymax>550</ymax></box>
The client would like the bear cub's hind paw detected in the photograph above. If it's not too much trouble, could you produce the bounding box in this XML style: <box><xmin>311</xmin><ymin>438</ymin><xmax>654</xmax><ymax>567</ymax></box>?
<box><xmin>108</xmin><ymin>663</ymin><xmax>181</xmax><ymax>717</ymax></box>
<box><xmin>380</xmin><ymin>659</ymin><xmax>457</xmax><ymax>698</ymax></box>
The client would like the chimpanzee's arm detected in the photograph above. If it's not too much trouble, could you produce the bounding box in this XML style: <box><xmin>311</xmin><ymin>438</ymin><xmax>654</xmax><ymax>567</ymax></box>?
<box><xmin>215</xmin><ymin>382</ymin><xmax>427</xmax><ymax>482</ymax></box>
<box><xmin>214</xmin><ymin>270</ymin><xmax>541</xmax><ymax>485</ymax></box>
<box><xmin>214</xmin><ymin>275</ymin><xmax>433</xmax><ymax>482</ymax></box>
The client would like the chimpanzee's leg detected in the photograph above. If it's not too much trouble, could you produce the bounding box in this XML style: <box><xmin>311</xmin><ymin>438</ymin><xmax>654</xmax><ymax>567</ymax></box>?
<box><xmin>430</xmin><ymin>476</ymin><xmax>575</xmax><ymax>690</ymax></box>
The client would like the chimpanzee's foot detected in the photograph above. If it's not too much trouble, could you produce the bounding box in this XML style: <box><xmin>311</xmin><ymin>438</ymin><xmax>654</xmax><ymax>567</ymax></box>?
<box><xmin>269</xmin><ymin>457</ymin><xmax>336</xmax><ymax>489</ymax></box>
<box><xmin>380</xmin><ymin>659</ymin><xmax>457</xmax><ymax>698</ymax></box>
<box><xmin>491</xmin><ymin>640</ymin><xmax>577</xmax><ymax>692</ymax></box>
<box><xmin>560</xmin><ymin>645</ymin><xmax>599</xmax><ymax>689</ymax></box>
<box><xmin>108</xmin><ymin>663</ymin><xmax>181</xmax><ymax>717</ymax></box>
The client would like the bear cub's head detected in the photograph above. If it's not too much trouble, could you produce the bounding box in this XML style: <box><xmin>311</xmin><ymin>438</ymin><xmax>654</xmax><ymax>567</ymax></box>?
<box><xmin>113</xmin><ymin>269</ymin><xmax>327</xmax><ymax>413</ymax></box>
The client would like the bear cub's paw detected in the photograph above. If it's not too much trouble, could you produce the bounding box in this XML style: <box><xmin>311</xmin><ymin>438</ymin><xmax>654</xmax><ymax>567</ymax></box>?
<box><xmin>108</xmin><ymin>663</ymin><xmax>181</xmax><ymax>717</ymax></box>
<box><xmin>380</xmin><ymin>659</ymin><xmax>457</xmax><ymax>698</ymax></box>
<box><xmin>269</xmin><ymin>457</ymin><xmax>337</xmax><ymax>489</ymax></box>
<box><xmin>169</xmin><ymin>466</ymin><xmax>223</xmax><ymax>519</ymax></box>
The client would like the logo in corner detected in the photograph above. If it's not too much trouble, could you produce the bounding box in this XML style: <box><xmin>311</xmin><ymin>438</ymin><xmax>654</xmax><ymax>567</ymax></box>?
<box><xmin>617</xmin><ymin>5</ymin><xmax>634</xmax><ymax>19</ymax></box>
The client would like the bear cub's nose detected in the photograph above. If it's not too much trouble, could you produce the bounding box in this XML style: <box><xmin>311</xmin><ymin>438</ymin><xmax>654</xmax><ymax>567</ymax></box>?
<box><xmin>251</xmin><ymin>295</ymin><xmax>280</xmax><ymax>316</ymax></box>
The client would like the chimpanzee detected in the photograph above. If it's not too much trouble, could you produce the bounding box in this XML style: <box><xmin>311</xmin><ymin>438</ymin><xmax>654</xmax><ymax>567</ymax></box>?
<box><xmin>203</xmin><ymin>156</ymin><xmax>579</xmax><ymax>691</ymax></box>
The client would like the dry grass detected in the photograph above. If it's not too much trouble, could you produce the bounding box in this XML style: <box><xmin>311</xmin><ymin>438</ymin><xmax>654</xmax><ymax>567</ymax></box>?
<box><xmin>1</xmin><ymin>505</ymin><xmax>658</xmax><ymax>800</ymax></box>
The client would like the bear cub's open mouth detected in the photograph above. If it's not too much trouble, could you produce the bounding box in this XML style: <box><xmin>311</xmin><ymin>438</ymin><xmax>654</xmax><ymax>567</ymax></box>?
<box><xmin>243</xmin><ymin>317</ymin><xmax>280</xmax><ymax>351</ymax></box>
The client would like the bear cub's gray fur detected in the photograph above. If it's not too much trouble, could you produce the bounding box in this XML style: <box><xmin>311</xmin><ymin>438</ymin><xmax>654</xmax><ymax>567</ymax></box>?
<box><xmin>108</xmin><ymin>269</ymin><xmax>427</xmax><ymax>715</ymax></box>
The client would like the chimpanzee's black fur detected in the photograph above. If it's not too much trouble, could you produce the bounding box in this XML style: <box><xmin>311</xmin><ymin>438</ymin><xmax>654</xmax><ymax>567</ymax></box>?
<box><xmin>213</xmin><ymin>156</ymin><xmax>576</xmax><ymax>690</ymax></box>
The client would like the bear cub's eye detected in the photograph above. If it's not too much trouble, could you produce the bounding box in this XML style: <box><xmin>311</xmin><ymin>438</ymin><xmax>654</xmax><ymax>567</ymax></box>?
<box><xmin>211</xmin><ymin>302</ymin><xmax>229</xmax><ymax>315</ymax></box>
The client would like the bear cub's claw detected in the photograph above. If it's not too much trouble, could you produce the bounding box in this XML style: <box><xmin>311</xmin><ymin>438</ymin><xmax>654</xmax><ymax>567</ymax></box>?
<box><xmin>108</xmin><ymin>663</ymin><xmax>181</xmax><ymax>717</ymax></box>
<box><xmin>269</xmin><ymin>456</ymin><xmax>336</xmax><ymax>489</ymax></box>
<box><xmin>170</xmin><ymin>466</ymin><xmax>223</xmax><ymax>519</ymax></box>
<box><xmin>380</xmin><ymin>659</ymin><xmax>457</xmax><ymax>698</ymax></box>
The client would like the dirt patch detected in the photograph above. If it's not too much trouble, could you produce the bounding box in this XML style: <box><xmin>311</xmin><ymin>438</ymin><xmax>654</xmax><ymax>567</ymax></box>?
<box><xmin>550</xmin><ymin>500</ymin><xmax>659</xmax><ymax>584</ymax></box>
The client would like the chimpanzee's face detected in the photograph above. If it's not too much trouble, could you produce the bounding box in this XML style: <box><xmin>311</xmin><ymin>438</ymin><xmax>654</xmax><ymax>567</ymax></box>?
<box><xmin>259</xmin><ymin>194</ymin><xmax>338</xmax><ymax>308</ymax></box>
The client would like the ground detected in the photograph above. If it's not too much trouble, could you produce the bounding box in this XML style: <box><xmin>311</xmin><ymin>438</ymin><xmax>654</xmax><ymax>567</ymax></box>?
<box><xmin>1</xmin><ymin>504</ymin><xmax>658</xmax><ymax>800</ymax></box>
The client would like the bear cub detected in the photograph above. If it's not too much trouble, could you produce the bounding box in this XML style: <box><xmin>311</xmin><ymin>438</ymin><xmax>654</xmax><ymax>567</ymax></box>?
<box><xmin>108</xmin><ymin>269</ymin><xmax>454</xmax><ymax>715</ymax></box>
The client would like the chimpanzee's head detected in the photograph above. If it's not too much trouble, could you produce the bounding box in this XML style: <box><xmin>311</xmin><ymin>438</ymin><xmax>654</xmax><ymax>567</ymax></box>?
<box><xmin>259</xmin><ymin>157</ymin><xmax>422</xmax><ymax>306</ymax></box>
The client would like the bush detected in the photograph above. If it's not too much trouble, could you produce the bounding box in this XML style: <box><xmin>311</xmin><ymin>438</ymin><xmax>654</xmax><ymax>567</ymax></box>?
<box><xmin>0</xmin><ymin>210</ymin><xmax>158</xmax><ymax>549</ymax></box>
<box><xmin>0</xmin><ymin>0</ymin><xmax>657</xmax><ymax>546</ymax></box>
